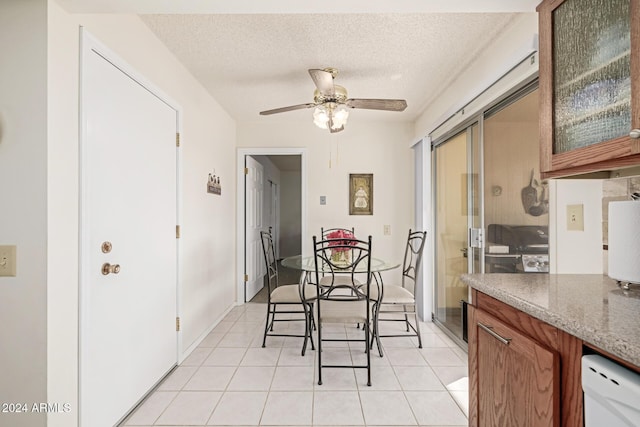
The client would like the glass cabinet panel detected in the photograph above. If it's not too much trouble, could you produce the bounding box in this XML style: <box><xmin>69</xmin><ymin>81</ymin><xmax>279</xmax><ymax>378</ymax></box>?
<box><xmin>553</xmin><ymin>0</ymin><xmax>631</xmax><ymax>153</ymax></box>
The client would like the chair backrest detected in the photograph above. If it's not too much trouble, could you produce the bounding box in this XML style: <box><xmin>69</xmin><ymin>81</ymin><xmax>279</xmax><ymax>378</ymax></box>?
<box><xmin>321</xmin><ymin>227</ymin><xmax>355</xmax><ymax>239</ymax></box>
<box><xmin>260</xmin><ymin>230</ymin><xmax>279</xmax><ymax>299</ymax></box>
<box><xmin>401</xmin><ymin>230</ymin><xmax>427</xmax><ymax>294</ymax></box>
<box><xmin>312</xmin><ymin>234</ymin><xmax>372</xmax><ymax>300</ymax></box>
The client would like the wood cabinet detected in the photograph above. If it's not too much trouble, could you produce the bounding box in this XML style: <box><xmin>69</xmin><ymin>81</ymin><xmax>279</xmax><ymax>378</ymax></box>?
<box><xmin>537</xmin><ymin>0</ymin><xmax>640</xmax><ymax>178</ymax></box>
<box><xmin>468</xmin><ymin>290</ymin><xmax>583</xmax><ymax>427</ymax></box>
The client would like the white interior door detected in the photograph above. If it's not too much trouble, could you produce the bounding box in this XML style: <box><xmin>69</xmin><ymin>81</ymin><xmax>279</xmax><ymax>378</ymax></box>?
<box><xmin>80</xmin><ymin>33</ymin><xmax>178</xmax><ymax>427</ymax></box>
<box><xmin>245</xmin><ymin>156</ymin><xmax>265</xmax><ymax>302</ymax></box>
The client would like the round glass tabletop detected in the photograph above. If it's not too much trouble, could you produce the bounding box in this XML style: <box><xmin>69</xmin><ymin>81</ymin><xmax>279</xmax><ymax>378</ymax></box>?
<box><xmin>281</xmin><ymin>255</ymin><xmax>400</xmax><ymax>273</ymax></box>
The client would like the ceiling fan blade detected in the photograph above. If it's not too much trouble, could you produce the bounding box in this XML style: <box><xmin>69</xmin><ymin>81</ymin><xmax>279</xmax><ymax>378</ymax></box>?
<box><xmin>308</xmin><ymin>69</ymin><xmax>335</xmax><ymax>97</ymax></box>
<box><xmin>346</xmin><ymin>98</ymin><xmax>407</xmax><ymax>112</ymax></box>
<box><xmin>259</xmin><ymin>103</ymin><xmax>315</xmax><ymax>115</ymax></box>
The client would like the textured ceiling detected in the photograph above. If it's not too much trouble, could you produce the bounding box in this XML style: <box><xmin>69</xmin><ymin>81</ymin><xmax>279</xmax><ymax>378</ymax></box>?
<box><xmin>141</xmin><ymin>13</ymin><xmax>526</xmax><ymax>124</ymax></box>
<box><xmin>57</xmin><ymin>0</ymin><xmax>539</xmax><ymax>126</ymax></box>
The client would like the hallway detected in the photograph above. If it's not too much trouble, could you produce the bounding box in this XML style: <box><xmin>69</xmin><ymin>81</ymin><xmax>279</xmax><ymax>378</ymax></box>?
<box><xmin>121</xmin><ymin>303</ymin><xmax>469</xmax><ymax>426</ymax></box>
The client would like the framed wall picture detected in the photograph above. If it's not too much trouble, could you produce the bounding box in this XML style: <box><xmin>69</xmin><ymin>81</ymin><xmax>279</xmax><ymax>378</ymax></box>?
<box><xmin>349</xmin><ymin>173</ymin><xmax>373</xmax><ymax>215</ymax></box>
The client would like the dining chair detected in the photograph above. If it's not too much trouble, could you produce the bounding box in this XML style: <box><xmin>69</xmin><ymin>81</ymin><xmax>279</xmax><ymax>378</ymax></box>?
<box><xmin>370</xmin><ymin>229</ymin><xmax>427</xmax><ymax>356</ymax></box>
<box><xmin>312</xmin><ymin>234</ymin><xmax>375</xmax><ymax>386</ymax></box>
<box><xmin>260</xmin><ymin>230</ymin><xmax>316</xmax><ymax>356</ymax></box>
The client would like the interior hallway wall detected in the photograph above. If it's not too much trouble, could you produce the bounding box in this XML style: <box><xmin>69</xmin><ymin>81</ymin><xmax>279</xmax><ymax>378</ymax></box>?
<box><xmin>0</xmin><ymin>1</ymin><xmax>48</xmax><ymax>426</ymax></box>
<box><xmin>47</xmin><ymin>3</ymin><xmax>237</xmax><ymax>426</ymax></box>
<box><xmin>280</xmin><ymin>170</ymin><xmax>302</xmax><ymax>258</ymax></box>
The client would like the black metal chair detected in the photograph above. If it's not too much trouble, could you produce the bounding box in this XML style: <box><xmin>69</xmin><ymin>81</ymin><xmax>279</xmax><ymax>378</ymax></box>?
<box><xmin>311</xmin><ymin>234</ymin><xmax>375</xmax><ymax>386</ymax></box>
<box><xmin>260</xmin><ymin>230</ymin><xmax>316</xmax><ymax>355</ymax></box>
<box><xmin>370</xmin><ymin>229</ymin><xmax>427</xmax><ymax>356</ymax></box>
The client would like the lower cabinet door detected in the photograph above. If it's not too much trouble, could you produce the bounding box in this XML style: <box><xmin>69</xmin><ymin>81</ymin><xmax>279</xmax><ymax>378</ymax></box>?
<box><xmin>471</xmin><ymin>307</ymin><xmax>560</xmax><ymax>427</ymax></box>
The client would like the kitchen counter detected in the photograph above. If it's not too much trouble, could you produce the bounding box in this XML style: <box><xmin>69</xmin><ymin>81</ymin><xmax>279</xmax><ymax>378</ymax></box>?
<box><xmin>461</xmin><ymin>273</ymin><xmax>640</xmax><ymax>368</ymax></box>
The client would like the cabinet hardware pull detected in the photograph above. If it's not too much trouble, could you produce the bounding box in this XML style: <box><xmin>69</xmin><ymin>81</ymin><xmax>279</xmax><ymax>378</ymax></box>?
<box><xmin>478</xmin><ymin>322</ymin><xmax>511</xmax><ymax>345</ymax></box>
<box><xmin>630</xmin><ymin>129</ymin><xmax>640</xmax><ymax>139</ymax></box>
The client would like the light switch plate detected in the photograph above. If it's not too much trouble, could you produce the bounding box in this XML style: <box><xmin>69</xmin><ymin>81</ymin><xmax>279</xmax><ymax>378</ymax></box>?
<box><xmin>0</xmin><ymin>245</ymin><xmax>17</xmax><ymax>277</ymax></box>
<box><xmin>320</xmin><ymin>196</ymin><xmax>326</xmax><ymax>205</ymax></box>
<box><xmin>383</xmin><ymin>225</ymin><xmax>391</xmax><ymax>235</ymax></box>
<box><xmin>566</xmin><ymin>204</ymin><xmax>584</xmax><ymax>231</ymax></box>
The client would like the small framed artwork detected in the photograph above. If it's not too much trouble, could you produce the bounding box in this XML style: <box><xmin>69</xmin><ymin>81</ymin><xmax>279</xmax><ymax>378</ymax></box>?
<box><xmin>207</xmin><ymin>173</ymin><xmax>221</xmax><ymax>195</ymax></box>
<box><xmin>349</xmin><ymin>173</ymin><xmax>373</xmax><ymax>215</ymax></box>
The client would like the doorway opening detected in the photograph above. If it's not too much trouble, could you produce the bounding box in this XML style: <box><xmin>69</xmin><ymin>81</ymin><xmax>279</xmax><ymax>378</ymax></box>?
<box><xmin>236</xmin><ymin>148</ymin><xmax>307</xmax><ymax>304</ymax></box>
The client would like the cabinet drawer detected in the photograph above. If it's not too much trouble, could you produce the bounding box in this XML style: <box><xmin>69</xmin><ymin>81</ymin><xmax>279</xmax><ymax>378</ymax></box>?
<box><xmin>471</xmin><ymin>307</ymin><xmax>561</xmax><ymax>426</ymax></box>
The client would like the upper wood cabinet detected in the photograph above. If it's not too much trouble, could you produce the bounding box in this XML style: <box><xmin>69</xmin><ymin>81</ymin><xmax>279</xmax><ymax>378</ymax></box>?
<box><xmin>538</xmin><ymin>0</ymin><xmax>640</xmax><ymax>178</ymax></box>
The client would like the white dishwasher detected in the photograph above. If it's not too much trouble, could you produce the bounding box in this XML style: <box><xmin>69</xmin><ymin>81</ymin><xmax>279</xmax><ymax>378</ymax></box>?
<box><xmin>582</xmin><ymin>354</ymin><xmax>640</xmax><ymax>427</ymax></box>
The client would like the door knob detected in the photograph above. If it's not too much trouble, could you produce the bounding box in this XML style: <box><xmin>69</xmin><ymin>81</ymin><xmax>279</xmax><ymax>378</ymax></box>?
<box><xmin>630</xmin><ymin>129</ymin><xmax>640</xmax><ymax>139</ymax></box>
<box><xmin>102</xmin><ymin>263</ymin><xmax>121</xmax><ymax>275</ymax></box>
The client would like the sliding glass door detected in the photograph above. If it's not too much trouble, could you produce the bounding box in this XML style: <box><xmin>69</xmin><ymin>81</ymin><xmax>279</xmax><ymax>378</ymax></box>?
<box><xmin>433</xmin><ymin>123</ymin><xmax>481</xmax><ymax>343</ymax></box>
<box><xmin>432</xmin><ymin>84</ymin><xmax>542</xmax><ymax>343</ymax></box>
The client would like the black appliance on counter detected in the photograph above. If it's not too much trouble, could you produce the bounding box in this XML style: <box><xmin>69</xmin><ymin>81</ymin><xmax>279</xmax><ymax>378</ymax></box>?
<box><xmin>485</xmin><ymin>224</ymin><xmax>549</xmax><ymax>273</ymax></box>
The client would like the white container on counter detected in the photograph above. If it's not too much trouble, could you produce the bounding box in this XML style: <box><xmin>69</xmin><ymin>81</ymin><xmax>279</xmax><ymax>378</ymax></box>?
<box><xmin>608</xmin><ymin>200</ymin><xmax>640</xmax><ymax>284</ymax></box>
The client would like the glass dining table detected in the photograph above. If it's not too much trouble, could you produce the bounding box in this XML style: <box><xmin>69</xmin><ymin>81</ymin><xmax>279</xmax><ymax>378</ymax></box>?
<box><xmin>281</xmin><ymin>254</ymin><xmax>401</xmax><ymax>357</ymax></box>
<box><xmin>281</xmin><ymin>255</ymin><xmax>400</xmax><ymax>277</ymax></box>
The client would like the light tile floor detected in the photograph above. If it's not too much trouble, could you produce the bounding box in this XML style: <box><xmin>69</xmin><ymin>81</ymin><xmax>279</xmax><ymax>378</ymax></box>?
<box><xmin>121</xmin><ymin>303</ymin><xmax>469</xmax><ymax>427</ymax></box>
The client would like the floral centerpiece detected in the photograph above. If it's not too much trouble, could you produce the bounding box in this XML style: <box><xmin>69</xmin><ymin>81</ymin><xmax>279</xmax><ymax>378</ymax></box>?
<box><xmin>326</xmin><ymin>229</ymin><xmax>356</xmax><ymax>265</ymax></box>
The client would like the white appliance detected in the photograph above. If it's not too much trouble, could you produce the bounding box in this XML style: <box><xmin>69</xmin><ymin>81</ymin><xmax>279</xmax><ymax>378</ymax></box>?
<box><xmin>582</xmin><ymin>354</ymin><xmax>640</xmax><ymax>427</ymax></box>
<box><xmin>608</xmin><ymin>200</ymin><xmax>640</xmax><ymax>286</ymax></box>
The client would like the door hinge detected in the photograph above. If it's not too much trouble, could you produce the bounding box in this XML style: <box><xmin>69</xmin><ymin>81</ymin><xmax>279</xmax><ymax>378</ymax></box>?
<box><xmin>176</xmin><ymin>133</ymin><xmax>181</xmax><ymax>147</ymax></box>
<box><xmin>176</xmin><ymin>317</ymin><xmax>181</xmax><ymax>331</ymax></box>
<box><xmin>244</xmin><ymin>167</ymin><xmax>249</xmax><ymax>175</ymax></box>
<box><xmin>244</xmin><ymin>274</ymin><xmax>249</xmax><ymax>282</ymax></box>
<box><xmin>176</xmin><ymin>225</ymin><xmax>181</xmax><ymax>238</ymax></box>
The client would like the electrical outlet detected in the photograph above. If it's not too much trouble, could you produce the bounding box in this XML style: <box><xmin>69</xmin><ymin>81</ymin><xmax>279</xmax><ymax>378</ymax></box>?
<box><xmin>566</xmin><ymin>204</ymin><xmax>584</xmax><ymax>231</ymax></box>
<box><xmin>383</xmin><ymin>225</ymin><xmax>391</xmax><ymax>235</ymax></box>
<box><xmin>0</xmin><ymin>245</ymin><xmax>17</xmax><ymax>277</ymax></box>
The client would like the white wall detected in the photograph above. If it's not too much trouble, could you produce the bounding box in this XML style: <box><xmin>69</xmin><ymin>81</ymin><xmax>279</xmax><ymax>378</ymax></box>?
<box><xmin>47</xmin><ymin>2</ymin><xmax>237</xmax><ymax>426</ymax></box>
<box><xmin>414</xmin><ymin>13</ymin><xmax>538</xmax><ymax>139</ymax></box>
<box><xmin>549</xmin><ymin>179</ymin><xmax>604</xmax><ymax>274</ymax></box>
<box><xmin>237</xmin><ymin>120</ymin><xmax>415</xmax><ymax>284</ymax></box>
<box><xmin>0</xmin><ymin>1</ymin><xmax>48</xmax><ymax>426</ymax></box>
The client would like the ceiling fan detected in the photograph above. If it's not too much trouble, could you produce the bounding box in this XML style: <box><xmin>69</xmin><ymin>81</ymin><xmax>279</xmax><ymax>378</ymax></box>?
<box><xmin>259</xmin><ymin>68</ymin><xmax>408</xmax><ymax>133</ymax></box>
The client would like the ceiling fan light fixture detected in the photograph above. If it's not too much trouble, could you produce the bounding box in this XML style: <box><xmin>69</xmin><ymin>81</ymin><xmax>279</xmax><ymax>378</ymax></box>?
<box><xmin>313</xmin><ymin>103</ymin><xmax>349</xmax><ymax>131</ymax></box>
<box><xmin>259</xmin><ymin>68</ymin><xmax>405</xmax><ymax>134</ymax></box>
<box><xmin>332</xmin><ymin>104</ymin><xmax>349</xmax><ymax>129</ymax></box>
<box><xmin>313</xmin><ymin>105</ymin><xmax>330</xmax><ymax>129</ymax></box>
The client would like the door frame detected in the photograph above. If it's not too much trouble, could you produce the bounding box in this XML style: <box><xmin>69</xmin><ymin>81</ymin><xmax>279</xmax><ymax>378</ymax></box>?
<box><xmin>78</xmin><ymin>29</ymin><xmax>183</xmax><ymax>420</ymax></box>
<box><xmin>236</xmin><ymin>147</ymin><xmax>307</xmax><ymax>305</ymax></box>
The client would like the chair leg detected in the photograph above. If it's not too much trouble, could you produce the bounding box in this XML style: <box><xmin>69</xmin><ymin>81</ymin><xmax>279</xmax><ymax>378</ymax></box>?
<box><xmin>403</xmin><ymin>305</ymin><xmax>410</xmax><ymax>332</ymax></box>
<box><xmin>370</xmin><ymin>301</ymin><xmax>383</xmax><ymax>357</ymax></box>
<box><xmin>365</xmin><ymin>322</ymin><xmax>371</xmax><ymax>387</ymax></box>
<box><xmin>301</xmin><ymin>303</ymin><xmax>315</xmax><ymax>356</ymax></box>
<box><xmin>308</xmin><ymin>304</ymin><xmax>316</xmax><ymax>350</ymax></box>
<box><xmin>270</xmin><ymin>304</ymin><xmax>277</xmax><ymax>331</ymax></box>
<box><xmin>317</xmin><ymin>303</ymin><xmax>323</xmax><ymax>386</ymax></box>
<box><xmin>262</xmin><ymin>303</ymin><xmax>272</xmax><ymax>348</ymax></box>
<box><xmin>414</xmin><ymin>306</ymin><xmax>422</xmax><ymax>348</ymax></box>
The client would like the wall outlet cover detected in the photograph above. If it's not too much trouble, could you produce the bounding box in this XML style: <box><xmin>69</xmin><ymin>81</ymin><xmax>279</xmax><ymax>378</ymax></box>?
<box><xmin>0</xmin><ymin>245</ymin><xmax>17</xmax><ymax>277</ymax></box>
<box><xmin>567</xmin><ymin>204</ymin><xmax>584</xmax><ymax>231</ymax></box>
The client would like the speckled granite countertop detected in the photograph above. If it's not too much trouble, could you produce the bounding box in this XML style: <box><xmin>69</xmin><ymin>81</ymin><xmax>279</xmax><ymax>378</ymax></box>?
<box><xmin>461</xmin><ymin>273</ymin><xmax>640</xmax><ymax>368</ymax></box>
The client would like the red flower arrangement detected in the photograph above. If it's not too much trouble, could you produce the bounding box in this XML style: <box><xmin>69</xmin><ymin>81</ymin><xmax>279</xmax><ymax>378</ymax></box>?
<box><xmin>326</xmin><ymin>229</ymin><xmax>356</xmax><ymax>253</ymax></box>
